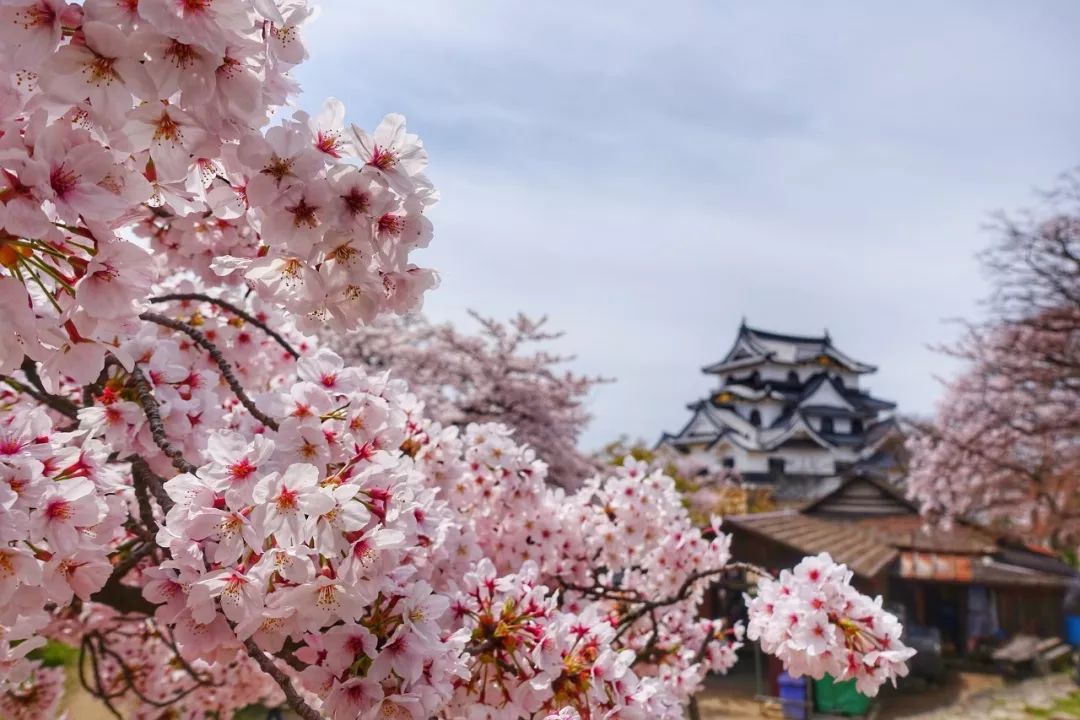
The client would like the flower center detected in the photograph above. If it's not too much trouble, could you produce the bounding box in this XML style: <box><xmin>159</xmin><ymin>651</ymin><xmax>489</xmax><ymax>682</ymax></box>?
<box><xmin>164</xmin><ymin>40</ymin><xmax>199</xmax><ymax>69</ymax></box>
<box><xmin>377</xmin><ymin>213</ymin><xmax>404</xmax><ymax>236</ymax></box>
<box><xmin>44</xmin><ymin>498</ymin><xmax>73</xmax><ymax>521</ymax></box>
<box><xmin>261</xmin><ymin>155</ymin><xmax>296</xmax><ymax>184</ymax></box>
<box><xmin>50</xmin><ymin>164</ymin><xmax>79</xmax><ymax>198</ymax></box>
<box><xmin>228</xmin><ymin>457</ymin><xmax>257</xmax><ymax>482</ymax></box>
<box><xmin>15</xmin><ymin>4</ymin><xmax>56</xmax><ymax>29</ymax></box>
<box><xmin>275</xmin><ymin>486</ymin><xmax>299</xmax><ymax>512</ymax></box>
<box><xmin>181</xmin><ymin>0</ymin><xmax>211</xmax><ymax>14</ymax></box>
<box><xmin>153</xmin><ymin>112</ymin><xmax>182</xmax><ymax>142</ymax></box>
<box><xmin>369</xmin><ymin>145</ymin><xmax>397</xmax><ymax>170</ymax></box>
<box><xmin>342</xmin><ymin>187</ymin><xmax>370</xmax><ymax>217</ymax></box>
<box><xmin>316</xmin><ymin>584</ymin><xmax>339</xmax><ymax>609</ymax></box>
<box><xmin>286</xmin><ymin>197</ymin><xmax>319</xmax><ymax>229</ymax></box>
<box><xmin>87</xmin><ymin>54</ymin><xmax>120</xmax><ymax>85</ymax></box>
<box><xmin>315</xmin><ymin>131</ymin><xmax>343</xmax><ymax>158</ymax></box>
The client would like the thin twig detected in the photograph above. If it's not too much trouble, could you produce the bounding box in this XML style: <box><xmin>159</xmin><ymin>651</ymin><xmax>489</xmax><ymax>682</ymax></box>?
<box><xmin>131</xmin><ymin>455</ymin><xmax>175</xmax><ymax>514</ymax></box>
<box><xmin>108</xmin><ymin>543</ymin><xmax>158</xmax><ymax>585</ymax></box>
<box><xmin>132</xmin><ymin>475</ymin><xmax>159</xmax><ymax>537</ymax></box>
<box><xmin>122</xmin><ymin>360</ymin><xmax>199</xmax><ymax>474</ymax></box>
<box><xmin>149</xmin><ymin>292</ymin><xmax>301</xmax><ymax>359</ymax></box>
<box><xmin>140</xmin><ymin>312</ymin><xmax>280</xmax><ymax>431</ymax></box>
<box><xmin>609</xmin><ymin>563</ymin><xmax>770</xmax><ymax>643</ymax></box>
<box><xmin>79</xmin><ymin>635</ymin><xmax>126</xmax><ymax>719</ymax></box>
<box><xmin>1</xmin><ymin>374</ymin><xmax>79</xmax><ymax>420</ymax></box>
<box><xmin>20</xmin><ymin>356</ymin><xmax>81</xmax><ymax>416</ymax></box>
<box><xmin>244</xmin><ymin>639</ymin><xmax>323</xmax><ymax>720</ymax></box>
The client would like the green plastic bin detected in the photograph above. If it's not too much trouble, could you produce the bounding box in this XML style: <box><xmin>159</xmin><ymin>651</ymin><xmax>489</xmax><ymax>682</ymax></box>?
<box><xmin>813</xmin><ymin>674</ymin><xmax>871</xmax><ymax>716</ymax></box>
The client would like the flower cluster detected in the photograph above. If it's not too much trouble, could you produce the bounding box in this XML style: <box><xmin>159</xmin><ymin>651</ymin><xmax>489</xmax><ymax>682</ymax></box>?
<box><xmin>412</xmin><ymin>429</ymin><xmax>747</xmax><ymax>716</ymax></box>
<box><xmin>746</xmin><ymin>553</ymin><xmax>915</xmax><ymax>696</ymax></box>
<box><xmin>334</xmin><ymin>312</ymin><xmax>605</xmax><ymax>488</ymax></box>
<box><xmin>444</xmin><ymin>558</ymin><xmax>706</xmax><ymax>720</ymax></box>
<box><xmin>0</xmin><ymin>0</ymin><xmax>437</xmax><ymax>388</ymax></box>
<box><xmin>0</xmin><ymin>400</ymin><xmax>123</xmax><ymax>689</ymax></box>
<box><xmin>0</xmin><ymin>662</ymin><xmax>63</xmax><ymax>720</ymax></box>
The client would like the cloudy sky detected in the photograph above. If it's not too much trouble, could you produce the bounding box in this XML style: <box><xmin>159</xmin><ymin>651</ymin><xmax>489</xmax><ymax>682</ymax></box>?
<box><xmin>297</xmin><ymin>1</ymin><xmax>1080</xmax><ymax>450</ymax></box>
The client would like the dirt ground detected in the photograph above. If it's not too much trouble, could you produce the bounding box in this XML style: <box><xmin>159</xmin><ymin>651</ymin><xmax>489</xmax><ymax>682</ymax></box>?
<box><xmin>696</xmin><ymin>670</ymin><xmax>1016</xmax><ymax>719</ymax></box>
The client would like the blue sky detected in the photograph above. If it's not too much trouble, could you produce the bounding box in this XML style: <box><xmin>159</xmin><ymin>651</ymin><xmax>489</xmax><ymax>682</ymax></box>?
<box><xmin>297</xmin><ymin>1</ymin><xmax>1080</xmax><ymax>450</ymax></box>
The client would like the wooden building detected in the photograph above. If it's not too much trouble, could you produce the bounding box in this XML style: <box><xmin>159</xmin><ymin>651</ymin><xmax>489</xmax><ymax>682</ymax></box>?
<box><xmin>724</xmin><ymin>472</ymin><xmax>1076</xmax><ymax>654</ymax></box>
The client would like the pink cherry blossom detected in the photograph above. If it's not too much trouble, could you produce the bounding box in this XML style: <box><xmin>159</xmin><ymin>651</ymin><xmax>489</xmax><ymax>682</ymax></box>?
<box><xmin>0</xmin><ymin>0</ymin><xmax>66</xmax><ymax>71</ymax></box>
<box><xmin>31</xmin><ymin>477</ymin><xmax>104</xmax><ymax>553</ymax></box>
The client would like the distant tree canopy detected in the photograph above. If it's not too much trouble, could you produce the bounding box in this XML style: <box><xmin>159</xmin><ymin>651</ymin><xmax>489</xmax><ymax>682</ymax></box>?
<box><xmin>332</xmin><ymin>311</ymin><xmax>607</xmax><ymax>487</ymax></box>
<box><xmin>599</xmin><ymin>437</ymin><xmax>775</xmax><ymax>523</ymax></box>
<box><xmin>909</xmin><ymin>174</ymin><xmax>1080</xmax><ymax>549</ymax></box>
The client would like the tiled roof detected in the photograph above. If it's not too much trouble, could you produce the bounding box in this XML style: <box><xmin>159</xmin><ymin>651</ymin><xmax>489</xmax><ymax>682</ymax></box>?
<box><xmin>724</xmin><ymin>510</ymin><xmax>897</xmax><ymax>579</ymax></box>
<box><xmin>853</xmin><ymin>515</ymin><xmax>998</xmax><ymax>555</ymax></box>
<box><xmin>972</xmin><ymin>559</ymin><xmax>1073</xmax><ymax>588</ymax></box>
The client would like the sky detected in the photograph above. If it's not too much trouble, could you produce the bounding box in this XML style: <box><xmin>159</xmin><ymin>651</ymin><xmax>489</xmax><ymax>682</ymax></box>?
<box><xmin>296</xmin><ymin>1</ymin><xmax>1080</xmax><ymax>450</ymax></box>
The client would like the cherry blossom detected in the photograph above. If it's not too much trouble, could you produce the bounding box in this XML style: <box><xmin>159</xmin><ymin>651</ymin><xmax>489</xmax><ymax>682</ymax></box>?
<box><xmin>746</xmin><ymin>553</ymin><xmax>914</xmax><ymax>696</ymax></box>
<box><xmin>333</xmin><ymin>311</ymin><xmax>606</xmax><ymax>488</ymax></box>
<box><xmin>909</xmin><ymin>177</ymin><xmax>1080</xmax><ymax>551</ymax></box>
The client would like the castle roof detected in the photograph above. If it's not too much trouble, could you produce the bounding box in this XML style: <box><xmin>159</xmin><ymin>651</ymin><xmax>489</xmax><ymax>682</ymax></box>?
<box><xmin>703</xmin><ymin>322</ymin><xmax>876</xmax><ymax>375</ymax></box>
<box><xmin>658</xmin><ymin>323</ymin><xmax>900</xmax><ymax>488</ymax></box>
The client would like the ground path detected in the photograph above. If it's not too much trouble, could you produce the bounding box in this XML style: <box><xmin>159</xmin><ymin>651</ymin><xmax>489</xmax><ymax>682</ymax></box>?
<box><xmin>696</xmin><ymin>672</ymin><xmax>1080</xmax><ymax>720</ymax></box>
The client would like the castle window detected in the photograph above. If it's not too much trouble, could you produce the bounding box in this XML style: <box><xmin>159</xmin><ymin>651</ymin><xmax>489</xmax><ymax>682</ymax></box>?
<box><xmin>722</xmin><ymin>457</ymin><xmax>735</xmax><ymax>469</ymax></box>
<box><xmin>768</xmin><ymin>458</ymin><xmax>786</xmax><ymax>475</ymax></box>
<box><xmin>786</xmin><ymin>370</ymin><xmax>799</xmax><ymax>385</ymax></box>
<box><xmin>750</xmin><ymin>371</ymin><xmax>761</xmax><ymax>386</ymax></box>
<box><xmin>749</xmin><ymin>409</ymin><xmax>761</xmax><ymax>427</ymax></box>
<box><xmin>851</xmin><ymin>419</ymin><xmax>864</xmax><ymax>435</ymax></box>
<box><xmin>820</xmin><ymin>417</ymin><xmax>835</xmax><ymax>434</ymax></box>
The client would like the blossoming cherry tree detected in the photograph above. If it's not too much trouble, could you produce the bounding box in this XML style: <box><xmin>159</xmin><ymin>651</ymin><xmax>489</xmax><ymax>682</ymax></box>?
<box><xmin>0</xmin><ymin>1</ymin><xmax>912</xmax><ymax>718</ymax></box>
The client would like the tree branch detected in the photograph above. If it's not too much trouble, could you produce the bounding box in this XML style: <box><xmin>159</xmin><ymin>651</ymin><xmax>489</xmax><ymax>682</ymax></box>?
<box><xmin>244</xmin><ymin>639</ymin><xmax>323</xmax><ymax>720</ymax></box>
<box><xmin>2</xmin><ymin>362</ymin><xmax>79</xmax><ymax>419</ymax></box>
<box><xmin>122</xmin><ymin>360</ymin><xmax>199</xmax><ymax>475</ymax></box>
<box><xmin>131</xmin><ymin>455</ymin><xmax>175</xmax><ymax>515</ymax></box>
<box><xmin>140</xmin><ymin>312</ymin><xmax>280</xmax><ymax>431</ymax></box>
<box><xmin>149</xmin><ymin>293</ymin><xmax>301</xmax><ymax>360</ymax></box>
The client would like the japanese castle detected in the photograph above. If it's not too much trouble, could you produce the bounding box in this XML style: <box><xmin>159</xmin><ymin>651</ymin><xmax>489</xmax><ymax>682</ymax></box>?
<box><xmin>658</xmin><ymin>322</ymin><xmax>902</xmax><ymax>500</ymax></box>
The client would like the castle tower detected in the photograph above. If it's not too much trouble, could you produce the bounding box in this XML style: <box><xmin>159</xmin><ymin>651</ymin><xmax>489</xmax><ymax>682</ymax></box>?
<box><xmin>658</xmin><ymin>322</ymin><xmax>901</xmax><ymax>499</ymax></box>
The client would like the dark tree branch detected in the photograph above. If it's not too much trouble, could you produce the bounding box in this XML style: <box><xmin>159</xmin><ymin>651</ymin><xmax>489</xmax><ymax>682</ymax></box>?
<box><xmin>244</xmin><ymin>639</ymin><xmax>323</xmax><ymax>720</ymax></box>
<box><xmin>90</xmin><ymin>568</ymin><xmax>158</xmax><ymax>616</ymax></box>
<box><xmin>79</xmin><ymin>636</ymin><xmax>126</xmax><ymax>720</ymax></box>
<box><xmin>2</xmin><ymin>367</ymin><xmax>79</xmax><ymax>420</ymax></box>
<box><xmin>149</xmin><ymin>292</ymin><xmax>301</xmax><ymax>360</ymax></box>
<box><xmin>122</xmin><ymin>359</ymin><xmax>199</xmax><ymax>475</ymax></box>
<box><xmin>20</xmin><ymin>356</ymin><xmax>81</xmax><ymax>416</ymax></box>
<box><xmin>140</xmin><ymin>312</ymin><xmax>280</xmax><ymax>431</ymax></box>
<box><xmin>131</xmin><ymin>455</ymin><xmax>175</xmax><ymax>515</ymax></box>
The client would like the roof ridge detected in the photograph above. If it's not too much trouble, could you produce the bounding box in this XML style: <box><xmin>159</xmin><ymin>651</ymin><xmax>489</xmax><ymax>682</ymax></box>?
<box><xmin>742</xmin><ymin>324</ymin><xmax>830</xmax><ymax>345</ymax></box>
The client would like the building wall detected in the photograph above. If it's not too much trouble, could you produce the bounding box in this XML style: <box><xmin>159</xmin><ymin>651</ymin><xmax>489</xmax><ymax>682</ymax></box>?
<box><xmin>732</xmin><ymin>399</ymin><xmax>784</xmax><ymax>428</ymax></box>
<box><xmin>722</xmin><ymin>363</ymin><xmax>862</xmax><ymax>390</ymax></box>
<box><xmin>807</xmin><ymin>416</ymin><xmax>855</xmax><ymax>435</ymax></box>
<box><xmin>732</xmin><ymin>447</ymin><xmax>838</xmax><ymax>475</ymax></box>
